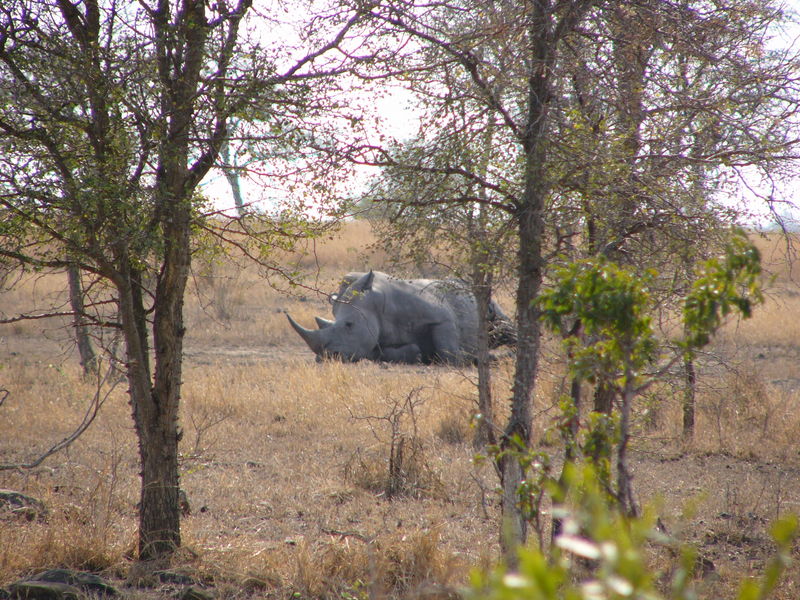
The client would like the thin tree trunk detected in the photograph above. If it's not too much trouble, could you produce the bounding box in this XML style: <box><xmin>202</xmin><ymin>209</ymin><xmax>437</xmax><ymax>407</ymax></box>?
<box><xmin>617</xmin><ymin>367</ymin><xmax>638</xmax><ymax>517</ymax></box>
<box><xmin>133</xmin><ymin>0</ymin><xmax>208</xmax><ymax>560</ymax></box>
<box><xmin>472</xmin><ymin>272</ymin><xmax>496</xmax><ymax>449</ymax></box>
<box><xmin>551</xmin><ymin>373</ymin><xmax>581</xmax><ymax>541</ymax></box>
<box><xmin>135</xmin><ymin>159</ymin><xmax>193</xmax><ymax>560</ymax></box>
<box><xmin>470</xmin><ymin>120</ymin><xmax>498</xmax><ymax>450</ymax></box>
<box><xmin>131</xmin><ymin>203</ymin><xmax>190</xmax><ymax>560</ymax></box>
<box><xmin>67</xmin><ymin>263</ymin><xmax>97</xmax><ymax>376</ymax></box>
<box><xmin>220</xmin><ymin>136</ymin><xmax>245</xmax><ymax>216</ymax></box>
<box><xmin>498</xmin><ymin>0</ymin><xmax>554</xmax><ymax>563</ymax></box>
<box><xmin>500</xmin><ymin>188</ymin><xmax>546</xmax><ymax>561</ymax></box>
<box><xmin>113</xmin><ymin>256</ymin><xmax>182</xmax><ymax>559</ymax></box>
<box><xmin>682</xmin><ymin>353</ymin><xmax>696</xmax><ymax>438</ymax></box>
<box><xmin>593</xmin><ymin>381</ymin><xmax>614</xmax><ymax>415</ymax></box>
<box><xmin>551</xmin><ymin>317</ymin><xmax>582</xmax><ymax>541</ymax></box>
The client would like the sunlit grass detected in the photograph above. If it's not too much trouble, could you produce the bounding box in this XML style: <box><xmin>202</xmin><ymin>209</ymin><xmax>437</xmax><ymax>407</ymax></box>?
<box><xmin>2</xmin><ymin>224</ymin><xmax>800</xmax><ymax>597</ymax></box>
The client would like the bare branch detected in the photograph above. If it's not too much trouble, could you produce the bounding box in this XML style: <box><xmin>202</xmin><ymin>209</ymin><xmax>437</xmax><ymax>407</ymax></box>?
<box><xmin>0</xmin><ymin>363</ymin><xmax>121</xmax><ymax>471</ymax></box>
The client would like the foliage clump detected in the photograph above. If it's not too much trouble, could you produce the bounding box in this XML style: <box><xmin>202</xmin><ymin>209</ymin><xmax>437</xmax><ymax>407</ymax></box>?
<box><xmin>468</xmin><ymin>465</ymin><xmax>798</xmax><ymax>600</ymax></box>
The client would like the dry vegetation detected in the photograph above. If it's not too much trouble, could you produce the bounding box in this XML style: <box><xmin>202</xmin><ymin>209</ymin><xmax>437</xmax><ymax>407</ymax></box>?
<box><xmin>1</xmin><ymin>223</ymin><xmax>800</xmax><ymax>598</ymax></box>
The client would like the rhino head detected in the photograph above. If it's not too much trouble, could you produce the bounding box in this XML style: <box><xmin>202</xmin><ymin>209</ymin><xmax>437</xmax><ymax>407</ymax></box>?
<box><xmin>287</xmin><ymin>271</ymin><xmax>381</xmax><ymax>362</ymax></box>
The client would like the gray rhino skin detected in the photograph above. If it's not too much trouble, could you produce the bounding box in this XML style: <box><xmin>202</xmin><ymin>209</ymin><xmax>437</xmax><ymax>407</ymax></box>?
<box><xmin>286</xmin><ymin>270</ymin><xmax>515</xmax><ymax>365</ymax></box>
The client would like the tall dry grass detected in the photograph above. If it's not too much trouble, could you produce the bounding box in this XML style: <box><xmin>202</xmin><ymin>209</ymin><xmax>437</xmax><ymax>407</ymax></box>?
<box><xmin>2</xmin><ymin>223</ymin><xmax>800</xmax><ymax>598</ymax></box>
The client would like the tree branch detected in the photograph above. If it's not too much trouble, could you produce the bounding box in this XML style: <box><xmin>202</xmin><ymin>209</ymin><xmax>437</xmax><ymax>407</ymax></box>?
<box><xmin>0</xmin><ymin>364</ymin><xmax>121</xmax><ymax>471</ymax></box>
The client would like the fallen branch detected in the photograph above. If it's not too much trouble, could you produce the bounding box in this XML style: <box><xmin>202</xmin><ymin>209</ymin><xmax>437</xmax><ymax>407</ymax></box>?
<box><xmin>0</xmin><ymin>362</ymin><xmax>120</xmax><ymax>471</ymax></box>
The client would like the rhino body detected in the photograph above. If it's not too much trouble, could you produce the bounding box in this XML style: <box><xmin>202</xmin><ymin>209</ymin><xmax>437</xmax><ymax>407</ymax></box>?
<box><xmin>287</xmin><ymin>271</ymin><xmax>516</xmax><ymax>365</ymax></box>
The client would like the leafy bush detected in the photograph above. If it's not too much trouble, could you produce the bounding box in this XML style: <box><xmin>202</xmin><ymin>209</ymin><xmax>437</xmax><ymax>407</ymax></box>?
<box><xmin>467</xmin><ymin>465</ymin><xmax>797</xmax><ymax>600</ymax></box>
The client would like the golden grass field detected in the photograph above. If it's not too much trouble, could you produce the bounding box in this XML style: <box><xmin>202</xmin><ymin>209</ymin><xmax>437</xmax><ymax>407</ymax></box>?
<box><xmin>1</xmin><ymin>222</ymin><xmax>800</xmax><ymax>599</ymax></box>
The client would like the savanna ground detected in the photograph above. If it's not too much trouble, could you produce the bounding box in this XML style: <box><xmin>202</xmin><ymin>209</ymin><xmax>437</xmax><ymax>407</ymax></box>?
<box><xmin>1</xmin><ymin>221</ymin><xmax>800</xmax><ymax>598</ymax></box>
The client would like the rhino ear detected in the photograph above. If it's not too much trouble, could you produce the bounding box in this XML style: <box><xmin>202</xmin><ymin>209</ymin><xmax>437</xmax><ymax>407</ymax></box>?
<box><xmin>348</xmin><ymin>270</ymin><xmax>375</xmax><ymax>293</ymax></box>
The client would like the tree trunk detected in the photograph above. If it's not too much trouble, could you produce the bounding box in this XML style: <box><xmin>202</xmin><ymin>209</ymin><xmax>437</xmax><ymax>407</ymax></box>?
<box><xmin>470</xmin><ymin>120</ymin><xmax>499</xmax><ymax>450</ymax></box>
<box><xmin>138</xmin><ymin>197</ymin><xmax>191</xmax><ymax>559</ymax></box>
<box><xmin>497</xmin><ymin>0</ymin><xmax>554</xmax><ymax>563</ymax></box>
<box><xmin>562</xmin><ymin>319</ymin><xmax>583</xmax><ymax>464</ymax></box>
<box><xmin>132</xmin><ymin>0</ymin><xmax>209</xmax><ymax>559</ymax></box>
<box><xmin>67</xmin><ymin>263</ymin><xmax>97</xmax><ymax>377</ymax></box>
<box><xmin>551</xmin><ymin>373</ymin><xmax>581</xmax><ymax>541</ymax></box>
<box><xmin>682</xmin><ymin>353</ymin><xmax>696</xmax><ymax>438</ymax></box>
<box><xmin>617</xmin><ymin>371</ymin><xmax>638</xmax><ymax>517</ymax></box>
<box><xmin>500</xmin><ymin>171</ymin><xmax>547</xmax><ymax>561</ymax></box>
<box><xmin>593</xmin><ymin>381</ymin><xmax>614</xmax><ymax>415</ymax></box>
<box><xmin>220</xmin><ymin>134</ymin><xmax>245</xmax><ymax>216</ymax></box>
<box><xmin>472</xmin><ymin>272</ymin><xmax>496</xmax><ymax>449</ymax></box>
<box><xmin>112</xmin><ymin>255</ymin><xmax>182</xmax><ymax>559</ymax></box>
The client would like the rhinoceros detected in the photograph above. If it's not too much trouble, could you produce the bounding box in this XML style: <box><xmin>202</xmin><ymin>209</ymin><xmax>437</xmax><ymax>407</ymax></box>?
<box><xmin>286</xmin><ymin>270</ymin><xmax>516</xmax><ymax>365</ymax></box>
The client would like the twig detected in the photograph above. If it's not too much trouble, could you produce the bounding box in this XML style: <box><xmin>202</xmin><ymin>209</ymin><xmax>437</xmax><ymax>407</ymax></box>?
<box><xmin>321</xmin><ymin>527</ymin><xmax>373</xmax><ymax>543</ymax></box>
<box><xmin>0</xmin><ymin>363</ymin><xmax>120</xmax><ymax>471</ymax></box>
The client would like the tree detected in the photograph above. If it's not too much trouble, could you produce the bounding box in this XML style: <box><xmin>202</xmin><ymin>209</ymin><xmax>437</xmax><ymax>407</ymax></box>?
<box><xmin>540</xmin><ymin>230</ymin><xmax>764</xmax><ymax>516</ymax></box>
<box><xmin>363</xmin><ymin>123</ymin><xmax>517</xmax><ymax>448</ymax></box>
<box><xmin>358</xmin><ymin>0</ymin><xmax>799</xmax><ymax>559</ymax></box>
<box><xmin>219</xmin><ymin>119</ymin><xmax>247</xmax><ymax>217</ymax></box>
<box><xmin>359</xmin><ymin>0</ymin><xmax>597</xmax><ymax>561</ymax></box>
<box><xmin>67</xmin><ymin>263</ymin><xmax>98</xmax><ymax>376</ymax></box>
<box><xmin>554</xmin><ymin>0</ymin><xmax>800</xmax><ymax>429</ymax></box>
<box><xmin>0</xmin><ymin>0</ymin><xmax>370</xmax><ymax>561</ymax></box>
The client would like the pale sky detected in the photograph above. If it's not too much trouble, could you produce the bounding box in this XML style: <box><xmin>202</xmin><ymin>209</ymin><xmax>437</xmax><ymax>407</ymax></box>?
<box><xmin>200</xmin><ymin>2</ymin><xmax>800</xmax><ymax>229</ymax></box>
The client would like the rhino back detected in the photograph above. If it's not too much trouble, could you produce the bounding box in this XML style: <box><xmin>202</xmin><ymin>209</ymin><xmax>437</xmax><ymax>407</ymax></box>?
<box><xmin>379</xmin><ymin>280</ymin><xmax>475</xmax><ymax>363</ymax></box>
<box><xmin>373</xmin><ymin>277</ymin><xmax>454</xmax><ymax>330</ymax></box>
<box><xmin>382</xmin><ymin>277</ymin><xmax>481</xmax><ymax>359</ymax></box>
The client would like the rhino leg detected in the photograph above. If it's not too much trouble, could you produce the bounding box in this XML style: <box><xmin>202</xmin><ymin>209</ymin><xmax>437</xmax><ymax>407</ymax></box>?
<box><xmin>429</xmin><ymin>322</ymin><xmax>467</xmax><ymax>365</ymax></box>
<box><xmin>379</xmin><ymin>344</ymin><xmax>422</xmax><ymax>364</ymax></box>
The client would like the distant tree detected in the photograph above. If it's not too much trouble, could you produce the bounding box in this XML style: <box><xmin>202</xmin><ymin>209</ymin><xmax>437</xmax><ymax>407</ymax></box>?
<box><xmin>219</xmin><ymin>119</ymin><xmax>246</xmax><ymax>217</ymax></box>
<box><xmin>0</xmin><ymin>0</ymin><xmax>370</xmax><ymax>561</ymax></box>
<box><xmin>364</xmin><ymin>121</ymin><xmax>516</xmax><ymax>448</ymax></box>
<box><xmin>540</xmin><ymin>230</ymin><xmax>764</xmax><ymax>515</ymax></box>
<box><xmin>67</xmin><ymin>263</ymin><xmax>98</xmax><ymax>376</ymax></box>
<box><xmin>358</xmin><ymin>0</ymin><xmax>800</xmax><ymax>559</ymax></box>
<box><xmin>554</xmin><ymin>1</ymin><xmax>800</xmax><ymax>431</ymax></box>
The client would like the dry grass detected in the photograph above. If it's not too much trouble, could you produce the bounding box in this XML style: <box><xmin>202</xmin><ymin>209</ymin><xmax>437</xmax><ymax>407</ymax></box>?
<box><xmin>2</xmin><ymin>223</ymin><xmax>800</xmax><ymax>598</ymax></box>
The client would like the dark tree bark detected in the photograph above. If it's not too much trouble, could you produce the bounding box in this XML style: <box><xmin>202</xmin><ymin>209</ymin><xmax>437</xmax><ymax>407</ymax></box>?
<box><xmin>67</xmin><ymin>264</ymin><xmax>97</xmax><ymax>377</ymax></box>
<box><xmin>593</xmin><ymin>382</ymin><xmax>614</xmax><ymax>415</ymax></box>
<box><xmin>133</xmin><ymin>0</ymin><xmax>214</xmax><ymax>558</ymax></box>
<box><xmin>498</xmin><ymin>1</ymin><xmax>596</xmax><ymax>561</ymax></box>
<box><xmin>551</xmin><ymin>320</ymin><xmax>582</xmax><ymax>542</ymax></box>
<box><xmin>472</xmin><ymin>268</ymin><xmax>496</xmax><ymax>449</ymax></box>
<box><xmin>682</xmin><ymin>350</ymin><xmax>696</xmax><ymax>439</ymax></box>
<box><xmin>617</xmin><ymin>375</ymin><xmax>638</xmax><ymax>517</ymax></box>
<box><xmin>498</xmin><ymin>4</ymin><xmax>552</xmax><ymax>555</ymax></box>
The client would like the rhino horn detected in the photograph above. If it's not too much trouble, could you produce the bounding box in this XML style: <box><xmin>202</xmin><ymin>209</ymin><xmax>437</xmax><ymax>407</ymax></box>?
<box><xmin>286</xmin><ymin>313</ymin><xmax>326</xmax><ymax>355</ymax></box>
<box><xmin>315</xmin><ymin>316</ymin><xmax>334</xmax><ymax>329</ymax></box>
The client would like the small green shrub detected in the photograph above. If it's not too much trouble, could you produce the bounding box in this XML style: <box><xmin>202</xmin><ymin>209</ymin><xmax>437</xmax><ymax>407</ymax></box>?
<box><xmin>467</xmin><ymin>465</ymin><xmax>798</xmax><ymax>600</ymax></box>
